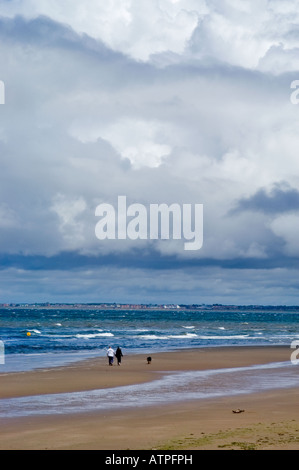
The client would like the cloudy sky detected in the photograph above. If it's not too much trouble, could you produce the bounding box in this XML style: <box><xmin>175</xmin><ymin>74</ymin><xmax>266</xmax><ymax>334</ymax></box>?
<box><xmin>1</xmin><ymin>0</ymin><xmax>299</xmax><ymax>305</ymax></box>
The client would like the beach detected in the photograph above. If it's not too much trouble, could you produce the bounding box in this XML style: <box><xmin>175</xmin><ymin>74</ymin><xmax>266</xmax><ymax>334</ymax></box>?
<box><xmin>1</xmin><ymin>346</ymin><xmax>299</xmax><ymax>450</ymax></box>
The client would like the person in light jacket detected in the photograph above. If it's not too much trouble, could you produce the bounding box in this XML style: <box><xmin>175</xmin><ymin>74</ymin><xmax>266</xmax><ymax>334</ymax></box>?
<box><xmin>107</xmin><ymin>346</ymin><xmax>115</xmax><ymax>366</ymax></box>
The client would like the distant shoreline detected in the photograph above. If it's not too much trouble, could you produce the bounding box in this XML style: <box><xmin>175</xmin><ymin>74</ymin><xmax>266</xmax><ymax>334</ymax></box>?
<box><xmin>1</xmin><ymin>303</ymin><xmax>299</xmax><ymax>310</ymax></box>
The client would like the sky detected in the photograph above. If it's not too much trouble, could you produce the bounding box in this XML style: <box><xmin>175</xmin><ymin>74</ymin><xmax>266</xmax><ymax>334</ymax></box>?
<box><xmin>0</xmin><ymin>0</ymin><xmax>299</xmax><ymax>305</ymax></box>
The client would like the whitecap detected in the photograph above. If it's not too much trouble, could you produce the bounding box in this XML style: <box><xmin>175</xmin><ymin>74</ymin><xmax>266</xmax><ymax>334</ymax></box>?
<box><xmin>75</xmin><ymin>332</ymin><xmax>114</xmax><ymax>339</ymax></box>
<box><xmin>138</xmin><ymin>335</ymin><xmax>170</xmax><ymax>340</ymax></box>
<box><xmin>198</xmin><ymin>335</ymin><xmax>249</xmax><ymax>340</ymax></box>
<box><xmin>169</xmin><ymin>333</ymin><xmax>198</xmax><ymax>339</ymax></box>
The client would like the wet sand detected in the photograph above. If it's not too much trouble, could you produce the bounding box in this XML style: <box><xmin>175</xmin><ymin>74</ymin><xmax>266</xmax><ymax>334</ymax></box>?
<box><xmin>1</xmin><ymin>346</ymin><xmax>299</xmax><ymax>450</ymax></box>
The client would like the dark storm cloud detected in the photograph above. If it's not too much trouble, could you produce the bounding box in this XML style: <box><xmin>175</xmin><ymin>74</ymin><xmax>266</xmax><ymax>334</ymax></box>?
<box><xmin>232</xmin><ymin>184</ymin><xmax>299</xmax><ymax>215</ymax></box>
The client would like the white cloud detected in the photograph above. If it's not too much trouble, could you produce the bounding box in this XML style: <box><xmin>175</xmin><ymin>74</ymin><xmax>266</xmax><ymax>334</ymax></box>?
<box><xmin>270</xmin><ymin>214</ymin><xmax>299</xmax><ymax>256</ymax></box>
<box><xmin>1</xmin><ymin>0</ymin><xmax>299</xmax><ymax>69</ymax></box>
<box><xmin>71</xmin><ymin>118</ymin><xmax>172</xmax><ymax>168</ymax></box>
<box><xmin>51</xmin><ymin>193</ymin><xmax>87</xmax><ymax>248</ymax></box>
<box><xmin>258</xmin><ymin>44</ymin><xmax>299</xmax><ymax>74</ymax></box>
<box><xmin>187</xmin><ymin>0</ymin><xmax>299</xmax><ymax>72</ymax></box>
<box><xmin>0</xmin><ymin>203</ymin><xmax>18</xmax><ymax>228</ymax></box>
<box><xmin>0</xmin><ymin>0</ymin><xmax>201</xmax><ymax>61</ymax></box>
<box><xmin>0</xmin><ymin>13</ymin><xmax>297</xmax><ymax>262</ymax></box>
<box><xmin>1</xmin><ymin>3</ymin><xmax>299</xmax><ymax>302</ymax></box>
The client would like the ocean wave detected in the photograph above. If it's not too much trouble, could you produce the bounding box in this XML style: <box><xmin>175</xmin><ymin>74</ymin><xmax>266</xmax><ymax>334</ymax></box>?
<box><xmin>137</xmin><ymin>333</ymin><xmax>198</xmax><ymax>340</ymax></box>
<box><xmin>75</xmin><ymin>332</ymin><xmax>114</xmax><ymax>339</ymax></box>
<box><xmin>138</xmin><ymin>335</ymin><xmax>170</xmax><ymax>340</ymax></box>
<box><xmin>169</xmin><ymin>333</ymin><xmax>198</xmax><ymax>339</ymax></box>
<box><xmin>198</xmin><ymin>335</ymin><xmax>249</xmax><ymax>340</ymax></box>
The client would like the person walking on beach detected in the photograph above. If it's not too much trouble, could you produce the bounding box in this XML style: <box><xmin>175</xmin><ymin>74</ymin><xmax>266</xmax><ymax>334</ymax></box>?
<box><xmin>115</xmin><ymin>346</ymin><xmax>123</xmax><ymax>366</ymax></box>
<box><xmin>107</xmin><ymin>346</ymin><xmax>115</xmax><ymax>366</ymax></box>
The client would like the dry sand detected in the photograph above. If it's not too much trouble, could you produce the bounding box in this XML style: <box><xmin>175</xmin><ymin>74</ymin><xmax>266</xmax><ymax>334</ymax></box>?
<box><xmin>1</xmin><ymin>346</ymin><xmax>299</xmax><ymax>450</ymax></box>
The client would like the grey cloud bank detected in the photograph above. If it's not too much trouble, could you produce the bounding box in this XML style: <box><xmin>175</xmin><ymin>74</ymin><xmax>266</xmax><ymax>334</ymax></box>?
<box><xmin>1</xmin><ymin>1</ymin><xmax>299</xmax><ymax>304</ymax></box>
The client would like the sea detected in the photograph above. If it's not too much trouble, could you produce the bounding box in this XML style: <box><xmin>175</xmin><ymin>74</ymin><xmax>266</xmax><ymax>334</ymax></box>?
<box><xmin>1</xmin><ymin>305</ymin><xmax>299</xmax><ymax>373</ymax></box>
<box><xmin>1</xmin><ymin>305</ymin><xmax>299</xmax><ymax>418</ymax></box>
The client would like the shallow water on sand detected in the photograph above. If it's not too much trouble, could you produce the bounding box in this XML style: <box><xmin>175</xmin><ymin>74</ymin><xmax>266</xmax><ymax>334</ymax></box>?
<box><xmin>0</xmin><ymin>361</ymin><xmax>298</xmax><ymax>419</ymax></box>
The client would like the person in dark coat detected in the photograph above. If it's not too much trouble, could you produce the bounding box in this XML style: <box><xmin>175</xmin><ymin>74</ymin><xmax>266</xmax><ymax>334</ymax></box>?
<box><xmin>115</xmin><ymin>346</ymin><xmax>123</xmax><ymax>365</ymax></box>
